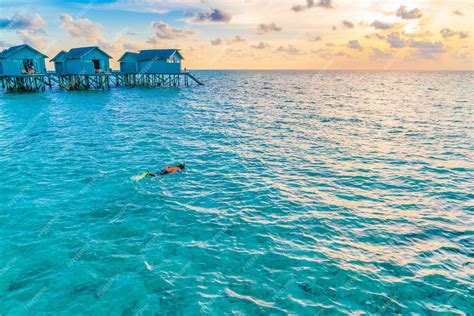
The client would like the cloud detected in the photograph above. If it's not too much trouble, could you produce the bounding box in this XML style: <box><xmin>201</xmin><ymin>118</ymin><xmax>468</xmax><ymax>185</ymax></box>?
<box><xmin>146</xmin><ymin>38</ymin><xmax>159</xmax><ymax>45</ymax></box>
<box><xmin>0</xmin><ymin>13</ymin><xmax>46</xmax><ymax>30</ymax></box>
<box><xmin>306</xmin><ymin>34</ymin><xmax>322</xmax><ymax>42</ymax></box>
<box><xmin>97</xmin><ymin>38</ymin><xmax>122</xmax><ymax>51</ymax></box>
<box><xmin>60</xmin><ymin>14</ymin><xmax>101</xmax><ymax>39</ymax></box>
<box><xmin>440</xmin><ymin>28</ymin><xmax>455</xmax><ymax>39</ymax></box>
<box><xmin>276</xmin><ymin>44</ymin><xmax>301</xmax><ymax>55</ymax></box>
<box><xmin>292</xmin><ymin>0</ymin><xmax>333</xmax><ymax>12</ymax></box>
<box><xmin>409</xmin><ymin>40</ymin><xmax>446</xmax><ymax>58</ymax></box>
<box><xmin>17</xmin><ymin>29</ymin><xmax>47</xmax><ymax>49</ymax></box>
<box><xmin>252</xmin><ymin>41</ymin><xmax>270</xmax><ymax>49</ymax></box>
<box><xmin>190</xmin><ymin>9</ymin><xmax>231</xmax><ymax>23</ymax></box>
<box><xmin>0</xmin><ymin>40</ymin><xmax>13</xmax><ymax>47</ymax></box>
<box><xmin>440</xmin><ymin>28</ymin><xmax>469</xmax><ymax>40</ymax></box>
<box><xmin>311</xmin><ymin>48</ymin><xmax>334</xmax><ymax>59</ymax></box>
<box><xmin>225</xmin><ymin>47</ymin><xmax>251</xmax><ymax>58</ymax></box>
<box><xmin>347</xmin><ymin>40</ymin><xmax>362</xmax><ymax>50</ymax></box>
<box><xmin>96</xmin><ymin>1</ymin><xmax>169</xmax><ymax>14</ymax></box>
<box><xmin>149</xmin><ymin>21</ymin><xmax>196</xmax><ymax>40</ymax></box>
<box><xmin>395</xmin><ymin>6</ymin><xmax>423</xmax><ymax>19</ymax></box>
<box><xmin>211</xmin><ymin>38</ymin><xmax>222</xmax><ymax>45</ymax></box>
<box><xmin>123</xmin><ymin>42</ymin><xmax>144</xmax><ymax>51</ymax></box>
<box><xmin>452</xmin><ymin>10</ymin><xmax>463</xmax><ymax>16</ymax></box>
<box><xmin>94</xmin><ymin>30</ymin><xmax>144</xmax><ymax>55</ymax></box>
<box><xmin>0</xmin><ymin>13</ymin><xmax>47</xmax><ymax>49</ymax></box>
<box><xmin>371</xmin><ymin>48</ymin><xmax>392</xmax><ymax>59</ymax></box>
<box><xmin>365</xmin><ymin>33</ymin><xmax>386</xmax><ymax>40</ymax></box>
<box><xmin>370</xmin><ymin>20</ymin><xmax>394</xmax><ymax>30</ymax></box>
<box><xmin>257</xmin><ymin>23</ymin><xmax>282</xmax><ymax>34</ymax></box>
<box><xmin>227</xmin><ymin>36</ymin><xmax>246</xmax><ymax>44</ymax></box>
<box><xmin>386</xmin><ymin>32</ymin><xmax>406</xmax><ymax>48</ymax></box>
<box><xmin>341</xmin><ymin>20</ymin><xmax>355</xmax><ymax>29</ymax></box>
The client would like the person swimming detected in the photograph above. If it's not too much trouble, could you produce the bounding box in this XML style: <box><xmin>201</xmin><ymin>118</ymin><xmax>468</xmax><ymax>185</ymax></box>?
<box><xmin>146</xmin><ymin>163</ymin><xmax>185</xmax><ymax>177</ymax></box>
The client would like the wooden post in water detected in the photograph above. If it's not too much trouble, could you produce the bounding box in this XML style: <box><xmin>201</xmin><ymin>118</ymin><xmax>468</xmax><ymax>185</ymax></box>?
<box><xmin>2</xmin><ymin>71</ymin><xmax>202</xmax><ymax>93</ymax></box>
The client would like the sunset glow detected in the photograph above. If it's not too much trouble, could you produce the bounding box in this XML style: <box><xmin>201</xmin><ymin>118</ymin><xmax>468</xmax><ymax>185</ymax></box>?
<box><xmin>1</xmin><ymin>0</ymin><xmax>473</xmax><ymax>70</ymax></box>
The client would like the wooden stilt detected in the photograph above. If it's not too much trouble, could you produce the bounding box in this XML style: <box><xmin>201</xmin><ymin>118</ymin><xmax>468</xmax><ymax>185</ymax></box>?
<box><xmin>1</xmin><ymin>71</ymin><xmax>202</xmax><ymax>93</ymax></box>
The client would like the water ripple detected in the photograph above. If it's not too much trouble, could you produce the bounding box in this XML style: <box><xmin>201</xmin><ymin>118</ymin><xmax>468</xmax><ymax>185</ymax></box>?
<box><xmin>0</xmin><ymin>71</ymin><xmax>473</xmax><ymax>314</ymax></box>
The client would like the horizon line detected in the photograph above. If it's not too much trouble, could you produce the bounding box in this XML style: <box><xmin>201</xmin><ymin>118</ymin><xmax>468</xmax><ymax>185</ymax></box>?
<box><xmin>189</xmin><ymin>69</ymin><xmax>474</xmax><ymax>72</ymax></box>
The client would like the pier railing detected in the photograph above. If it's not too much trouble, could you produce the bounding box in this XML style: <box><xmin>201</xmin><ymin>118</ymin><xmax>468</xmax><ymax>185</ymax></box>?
<box><xmin>0</xmin><ymin>71</ymin><xmax>203</xmax><ymax>92</ymax></box>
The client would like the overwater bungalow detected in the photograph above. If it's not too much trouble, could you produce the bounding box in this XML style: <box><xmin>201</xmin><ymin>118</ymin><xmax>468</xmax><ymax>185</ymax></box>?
<box><xmin>137</xmin><ymin>49</ymin><xmax>183</xmax><ymax>74</ymax></box>
<box><xmin>0</xmin><ymin>44</ymin><xmax>48</xmax><ymax>76</ymax></box>
<box><xmin>51</xmin><ymin>46</ymin><xmax>112</xmax><ymax>75</ymax></box>
<box><xmin>1</xmin><ymin>46</ymin><xmax>201</xmax><ymax>92</ymax></box>
<box><xmin>118</xmin><ymin>52</ymin><xmax>138</xmax><ymax>74</ymax></box>
<box><xmin>118</xmin><ymin>49</ymin><xmax>183</xmax><ymax>74</ymax></box>
<box><xmin>50</xmin><ymin>50</ymin><xmax>68</xmax><ymax>75</ymax></box>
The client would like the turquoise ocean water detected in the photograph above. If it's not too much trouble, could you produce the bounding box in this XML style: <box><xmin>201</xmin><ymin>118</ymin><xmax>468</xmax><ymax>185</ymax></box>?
<box><xmin>0</xmin><ymin>71</ymin><xmax>473</xmax><ymax>314</ymax></box>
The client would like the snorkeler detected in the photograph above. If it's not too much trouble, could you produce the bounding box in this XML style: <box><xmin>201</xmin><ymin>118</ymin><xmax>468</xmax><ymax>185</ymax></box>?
<box><xmin>131</xmin><ymin>163</ymin><xmax>186</xmax><ymax>181</ymax></box>
<box><xmin>146</xmin><ymin>163</ymin><xmax>185</xmax><ymax>177</ymax></box>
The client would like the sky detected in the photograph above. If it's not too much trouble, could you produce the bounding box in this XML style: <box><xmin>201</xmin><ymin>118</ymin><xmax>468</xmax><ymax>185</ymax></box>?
<box><xmin>0</xmin><ymin>0</ymin><xmax>473</xmax><ymax>70</ymax></box>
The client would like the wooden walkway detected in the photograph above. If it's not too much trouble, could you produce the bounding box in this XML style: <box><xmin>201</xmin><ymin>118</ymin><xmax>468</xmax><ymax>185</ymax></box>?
<box><xmin>0</xmin><ymin>72</ymin><xmax>203</xmax><ymax>92</ymax></box>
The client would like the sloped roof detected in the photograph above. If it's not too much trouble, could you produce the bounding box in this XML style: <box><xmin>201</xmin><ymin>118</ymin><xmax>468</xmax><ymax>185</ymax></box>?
<box><xmin>0</xmin><ymin>44</ymin><xmax>48</xmax><ymax>59</ymax></box>
<box><xmin>117</xmin><ymin>52</ymin><xmax>138</xmax><ymax>62</ymax></box>
<box><xmin>65</xmin><ymin>46</ymin><xmax>112</xmax><ymax>59</ymax></box>
<box><xmin>136</xmin><ymin>49</ymin><xmax>184</xmax><ymax>61</ymax></box>
<box><xmin>51</xmin><ymin>50</ymin><xmax>67</xmax><ymax>62</ymax></box>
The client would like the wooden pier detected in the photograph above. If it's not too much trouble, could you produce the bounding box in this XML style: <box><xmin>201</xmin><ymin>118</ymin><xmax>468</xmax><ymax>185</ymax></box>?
<box><xmin>0</xmin><ymin>74</ymin><xmax>52</xmax><ymax>92</ymax></box>
<box><xmin>112</xmin><ymin>72</ymin><xmax>203</xmax><ymax>88</ymax></box>
<box><xmin>52</xmin><ymin>73</ymin><xmax>111</xmax><ymax>90</ymax></box>
<box><xmin>0</xmin><ymin>72</ymin><xmax>203</xmax><ymax>92</ymax></box>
